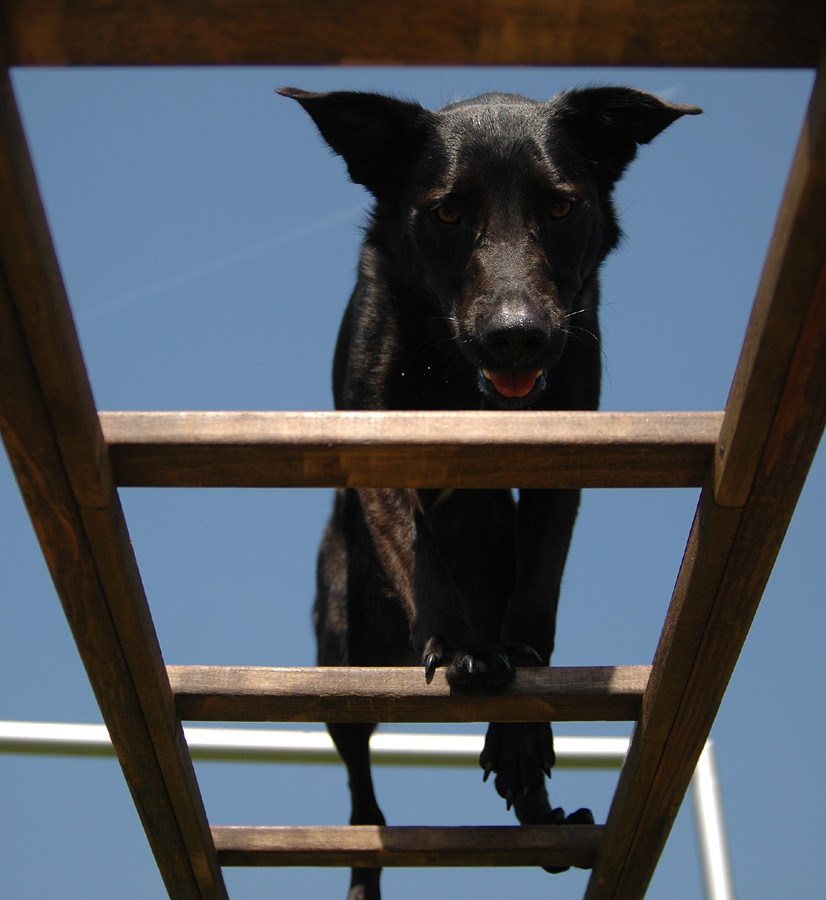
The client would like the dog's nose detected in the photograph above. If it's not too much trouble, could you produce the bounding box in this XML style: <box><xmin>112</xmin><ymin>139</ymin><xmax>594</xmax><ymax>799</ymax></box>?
<box><xmin>482</xmin><ymin>311</ymin><xmax>549</xmax><ymax>364</ymax></box>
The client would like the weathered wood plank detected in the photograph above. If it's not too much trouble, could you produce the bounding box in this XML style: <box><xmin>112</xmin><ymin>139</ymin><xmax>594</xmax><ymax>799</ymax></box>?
<box><xmin>714</xmin><ymin>45</ymin><xmax>826</xmax><ymax>507</ymax></box>
<box><xmin>584</xmin><ymin>497</ymin><xmax>742</xmax><ymax>900</ymax></box>
<box><xmin>213</xmin><ymin>823</ymin><xmax>603</xmax><ymax>869</ymax></box>
<box><xmin>2</xmin><ymin>4</ymin><xmax>823</xmax><ymax>893</ymax></box>
<box><xmin>2</xmin><ymin>0</ymin><xmax>823</xmax><ymax>68</ymax></box>
<box><xmin>0</xmin><ymin>54</ymin><xmax>111</xmax><ymax>508</ymax></box>
<box><xmin>0</xmin><ymin>67</ymin><xmax>227</xmax><ymax>900</ymax></box>
<box><xmin>170</xmin><ymin>665</ymin><xmax>649</xmax><ymax>723</ymax></box>
<box><xmin>102</xmin><ymin>410</ymin><xmax>720</xmax><ymax>489</ymax></box>
<box><xmin>586</xmin><ymin>61</ymin><xmax>826</xmax><ymax>900</ymax></box>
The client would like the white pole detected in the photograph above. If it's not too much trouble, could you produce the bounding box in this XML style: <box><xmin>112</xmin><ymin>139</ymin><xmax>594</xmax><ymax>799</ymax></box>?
<box><xmin>1</xmin><ymin>721</ymin><xmax>734</xmax><ymax>897</ymax></box>
<box><xmin>0</xmin><ymin>720</ymin><xmax>627</xmax><ymax>767</ymax></box>
<box><xmin>692</xmin><ymin>740</ymin><xmax>737</xmax><ymax>900</ymax></box>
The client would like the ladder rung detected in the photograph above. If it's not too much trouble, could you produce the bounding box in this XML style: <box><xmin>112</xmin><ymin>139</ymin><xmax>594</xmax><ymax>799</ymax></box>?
<box><xmin>169</xmin><ymin>666</ymin><xmax>649</xmax><ymax>723</ymax></box>
<box><xmin>212</xmin><ymin>824</ymin><xmax>603</xmax><ymax>869</ymax></box>
<box><xmin>101</xmin><ymin>410</ymin><xmax>721</xmax><ymax>489</ymax></box>
<box><xmin>5</xmin><ymin>2</ymin><xmax>823</xmax><ymax>68</ymax></box>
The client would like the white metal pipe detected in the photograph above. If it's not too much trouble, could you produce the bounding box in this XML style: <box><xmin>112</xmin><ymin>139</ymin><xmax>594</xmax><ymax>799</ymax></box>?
<box><xmin>0</xmin><ymin>720</ymin><xmax>628</xmax><ymax>768</ymax></box>
<box><xmin>692</xmin><ymin>740</ymin><xmax>737</xmax><ymax>900</ymax></box>
<box><xmin>0</xmin><ymin>721</ymin><xmax>734</xmax><ymax>898</ymax></box>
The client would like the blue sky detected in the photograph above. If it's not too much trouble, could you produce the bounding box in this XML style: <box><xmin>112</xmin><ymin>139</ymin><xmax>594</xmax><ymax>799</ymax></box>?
<box><xmin>1</xmin><ymin>66</ymin><xmax>822</xmax><ymax>900</ymax></box>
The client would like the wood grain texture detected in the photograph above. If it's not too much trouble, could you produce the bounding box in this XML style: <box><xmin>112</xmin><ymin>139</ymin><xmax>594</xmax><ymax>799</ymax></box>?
<box><xmin>169</xmin><ymin>665</ymin><xmax>649</xmax><ymax>723</ymax></box>
<box><xmin>0</xmin><ymin>59</ymin><xmax>111</xmax><ymax>508</ymax></box>
<box><xmin>2</xmin><ymin>3</ymin><xmax>824</xmax><ymax>894</ymax></box>
<box><xmin>2</xmin><ymin>0</ymin><xmax>824</xmax><ymax>67</ymax></box>
<box><xmin>0</xmin><ymin>67</ymin><xmax>227</xmax><ymax>900</ymax></box>
<box><xmin>213</xmin><ymin>824</ymin><xmax>603</xmax><ymax>868</ymax></box>
<box><xmin>102</xmin><ymin>410</ymin><xmax>720</xmax><ymax>489</ymax></box>
<box><xmin>714</xmin><ymin>47</ymin><xmax>826</xmax><ymax>506</ymax></box>
<box><xmin>586</xmin><ymin>60</ymin><xmax>826</xmax><ymax>900</ymax></box>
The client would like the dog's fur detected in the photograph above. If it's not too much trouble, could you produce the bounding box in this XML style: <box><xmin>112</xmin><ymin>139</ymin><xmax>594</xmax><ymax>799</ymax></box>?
<box><xmin>280</xmin><ymin>85</ymin><xmax>699</xmax><ymax>899</ymax></box>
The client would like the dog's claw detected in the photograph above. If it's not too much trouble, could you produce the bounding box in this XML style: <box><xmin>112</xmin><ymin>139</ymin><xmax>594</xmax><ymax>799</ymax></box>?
<box><xmin>522</xmin><ymin>645</ymin><xmax>543</xmax><ymax>666</ymax></box>
<box><xmin>542</xmin><ymin>751</ymin><xmax>555</xmax><ymax>779</ymax></box>
<box><xmin>505</xmin><ymin>644</ymin><xmax>543</xmax><ymax>666</ymax></box>
<box><xmin>501</xmin><ymin>644</ymin><xmax>544</xmax><ymax>668</ymax></box>
<box><xmin>424</xmin><ymin>652</ymin><xmax>439</xmax><ymax>682</ymax></box>
<box><xmin>440</xmin><ymin>645</ymin><xmax>514</xmax><ymax>687</ymax></box>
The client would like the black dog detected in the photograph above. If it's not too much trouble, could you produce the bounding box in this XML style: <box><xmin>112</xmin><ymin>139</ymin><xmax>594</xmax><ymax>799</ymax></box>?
<box><xmin>280</xmin><ymin>85</ymin><xmax>699</xmax><ymax>899</ymax></box>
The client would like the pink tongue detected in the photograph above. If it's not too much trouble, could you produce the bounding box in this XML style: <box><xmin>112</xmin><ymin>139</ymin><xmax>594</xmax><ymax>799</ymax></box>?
<box><xmin>487</xmin><ymin>370</ymin><xmax>541</xmax><ymax>398</ymax></box>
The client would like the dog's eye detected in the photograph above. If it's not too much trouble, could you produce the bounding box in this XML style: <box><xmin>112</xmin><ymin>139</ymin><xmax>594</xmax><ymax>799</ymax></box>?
<box><xmin>435</xmin><ymin>205</ymin><xmax>461</xmax><ymax>225</ymax></box>
<box><xmin>550</xmin><ymin>199</ymin><xmax>573</xmax><ymax>220</ymax></box>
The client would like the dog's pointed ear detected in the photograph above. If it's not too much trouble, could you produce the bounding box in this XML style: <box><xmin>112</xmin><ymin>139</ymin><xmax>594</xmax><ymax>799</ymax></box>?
<box><xmin>278</xmin><ymin>87</ymin><xmax>433</xmax><ymax>196</ymax></box>
<box><xmin>552</xmin><ymin>87</ymin><xmax>702</xmax><ymax>186</ymax></box>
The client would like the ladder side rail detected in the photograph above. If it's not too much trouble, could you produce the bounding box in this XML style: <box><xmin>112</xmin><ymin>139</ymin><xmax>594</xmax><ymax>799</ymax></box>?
<box><xmin>0</xmin><ymin>65</ymin><xmax>227</xmax><ymax>900</ymax></box>
<box><xmin>586</xmin><ymin>54</ymin><xmax>826</xmax><ymax>900</ymax></box>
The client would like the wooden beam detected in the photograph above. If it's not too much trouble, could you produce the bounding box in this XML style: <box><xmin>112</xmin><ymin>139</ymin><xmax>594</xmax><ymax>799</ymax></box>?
<box><xmin>102</xmin><ymin>410</ymin><xmax>720</xmax><ymax>490</ymax></box>
<box><xmin>2</xmin><ymin>0</ymin><xmax>824</xmax><ymax>68</ymax></box>
<box><xmin>586</xmin><ymin>59</ymin><xmax>826</xmax><ymax>900</ymax></box>
<box><xmin>0</xmin><ymin>68</ymin><xmax>227</xmax><ymax>900</ymax></box>
<box><xmin>213</xmin><ymin>823</ymin><xmax>603</xmax><ymax>869</ymax></box>
<box><xmin>714</xmin><ymin>45</ymin><xmax>826</xmax><ymax>506</ymax></box>
<box><xmin>170</xmin><ymin>665</ymin><xmax>649</xmax><ymax>723</ymax></box>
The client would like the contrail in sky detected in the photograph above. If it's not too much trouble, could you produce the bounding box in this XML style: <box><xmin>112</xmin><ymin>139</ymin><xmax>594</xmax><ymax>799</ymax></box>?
<box><xmin>79</xmin><ymin>203</ymin><xmax>366</xmax><ymax>321</ymax></box>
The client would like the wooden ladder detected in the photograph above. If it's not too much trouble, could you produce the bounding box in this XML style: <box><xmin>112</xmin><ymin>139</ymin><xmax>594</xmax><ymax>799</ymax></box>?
<box><xmin>1</xmin><ymin>3</ymin><xmax>824</xmax><ymax>899</ymax></box>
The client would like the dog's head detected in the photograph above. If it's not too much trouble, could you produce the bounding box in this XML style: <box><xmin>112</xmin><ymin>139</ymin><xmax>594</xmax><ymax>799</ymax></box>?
<box><xmin>280</xmin><ymin>86</ymin><xmax>700</xmax><ymax>408</ymax></box>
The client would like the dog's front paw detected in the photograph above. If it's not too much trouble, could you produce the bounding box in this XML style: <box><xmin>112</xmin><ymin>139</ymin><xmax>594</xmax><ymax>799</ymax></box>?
<box><xmin>481</xmin><ymin>722</ymin><xmax>594</xmax><ymax>872</ymax></box>
<box><xmin>480</xmin><ymin>722</ymin><xmax>555</xmax><ymax>808</ymax></box>
<box><xmin>422</xmin><ymin>637</ymin><xmax>514</xmax><ymax>687</ymax></box>
<box><xmin>543</xmin><ymin>807</ymin><xmax>596</xmax><ymax>873</ymax></box>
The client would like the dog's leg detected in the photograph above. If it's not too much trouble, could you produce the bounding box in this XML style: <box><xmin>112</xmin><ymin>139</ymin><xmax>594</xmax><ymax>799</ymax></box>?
<box><xmin>480</xmin><ymin>488</ymin><xmax>594</xmax><ymax>856</ymax></box>
<box><xmin>315</xmin><ymin>495</ymin><xmax>387</xmax><ymax>898</ymax></box>
<box><xmin>358</xmin><ymin>487</ymin><xmax>514</xmax><ymax>686</ymax></box>
<box><xmin>328</xmin><ymin>722</ymin><xmax>385</xmax><ymax>900</ymax></box>
<box><xmin>502</xmin><ymin>488</ymin><xmax>582</xmax><ymax>664</ymax></box>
